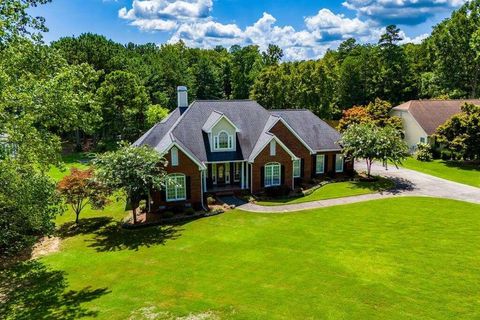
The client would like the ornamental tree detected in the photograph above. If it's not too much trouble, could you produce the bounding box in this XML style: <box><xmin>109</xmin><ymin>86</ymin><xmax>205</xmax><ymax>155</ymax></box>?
<box><xmin>338</xmin><ymin>106</ymin><xmax>372</xmax><ymax>132</ymax></box>
<box><xmin>93</xmin><ymin>143</ymin><xmax>167</xmax><ymax>224</ymax></box>
<box><xmin>338</xmin><ymin>98</ymin><xmax>403</xmax><ymax>132</ymax></box>
<box><xmin>435</xmin><ymin>103</ymin><xmax>480</xmax><ymax>160</ymax></box>
<box><xmin>57</xmin><ymin>168</ymin><xmax>111</xmax><ymax>224</ymax></box>
<box><xmin>340</xmin><ymin>123</ymin><xmax>409</xmax><ymax>177</ymax></box>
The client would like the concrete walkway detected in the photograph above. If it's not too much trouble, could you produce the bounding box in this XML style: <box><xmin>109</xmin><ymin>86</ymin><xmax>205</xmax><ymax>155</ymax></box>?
<box><xmin>238</xmin><ymin>161</ymin><xmax>480</xmax><ymax>213</ymax></box>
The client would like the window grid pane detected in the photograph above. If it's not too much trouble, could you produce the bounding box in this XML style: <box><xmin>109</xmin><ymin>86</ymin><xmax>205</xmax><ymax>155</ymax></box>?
<box><xmin>335</xmin><ymin>155</ymin><xmax>344</xmax><ymax>172</ymax></box>
<box><xmin>219</xmin><ymin>132</ymin><xmax>229</xmax><ymax>148</ymax></box>
<box><xmin>265</xmin><ymin>163</ymin><xmax>281</xmax><ymax>187</ymax></box>
<box><xmin>316</xmin><ymin>155</ymin><xmax>324</xmax><ymax>173</ymax></box>
<box><xmin>166</xmin><ymin>174</ymin><xmax>186</xmax><ymax>201</ymax></box>
<box><xmin>293</xmin><ymin>160</ymin><xmax>300</xmax><ymax>178</ymax></box>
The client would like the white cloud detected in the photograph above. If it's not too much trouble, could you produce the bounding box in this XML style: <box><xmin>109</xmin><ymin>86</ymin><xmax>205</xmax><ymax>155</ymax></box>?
<box><xmin>342</xmin><ymin>0</ymin><xmax>466</xmax><ymax>25</ymax></box>
<box><xmin>118</xmin><ymin>0</ymin><xmax>443</xmax><ymax>60</ymax></box>
<box><xmin>399</xmin><ymin>32</ymin><xmax>429</xmax><ymax>44</ymax></box>
<box><xmin>119</xmin><ymin>0</ymin><xmax>213</xmax><ymax>21</ymax></box>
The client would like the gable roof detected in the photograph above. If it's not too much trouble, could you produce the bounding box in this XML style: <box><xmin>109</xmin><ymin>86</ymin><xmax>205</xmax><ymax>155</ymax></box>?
<box><xmin>392</xmin><ymin>99</ymin><xmax>480</xmax><ymax>135</ymax></box>
<box><xmin>270</xmin><ymin>110</ymin><xmax>342</xmax><ymax>151</ymax></box>
<box><xmin>134</xmin><ymin>100</ymin><xmax>342</xmax><ymax>164</ymax></box>
<box><xmin>202</xmin><ymin>111</ymin><xmax>240</xmax><ymax>133</ymax></box>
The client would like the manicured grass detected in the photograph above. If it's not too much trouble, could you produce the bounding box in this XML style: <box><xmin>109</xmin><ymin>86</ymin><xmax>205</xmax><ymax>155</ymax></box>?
<box><xmin>401</xmin><ymin>157</ymin><xmax>480</xmax><ymax>188</ymax></box>
<box><xmin>256</xmin><ymin>178</ymin><xmax>394</xmax><ymax>206</ymax></box>
<box><xmin>2</xmin><ymin>197</ymin><xmax>479</xmax><ymax>319</ymax></box>
<box><xmin>49</xmin><ymin>152</ymin><xmax>127</xmax><ymax>226</ymax></box>
<box><xmin>48</xmin><ymin>152</ymin><xmax>93</xmax><ymax>181</ymax></box>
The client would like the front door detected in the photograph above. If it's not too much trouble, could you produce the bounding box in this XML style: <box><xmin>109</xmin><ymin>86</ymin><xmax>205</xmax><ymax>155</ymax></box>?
<box><xmin>217</xmin><ymin>164</ymin><xmax>226</xmax><ymax>185</ymax></box>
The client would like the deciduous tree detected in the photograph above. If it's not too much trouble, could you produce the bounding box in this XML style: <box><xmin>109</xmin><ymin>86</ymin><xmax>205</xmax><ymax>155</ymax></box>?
<box><xmin>57</xmin><ymin>168</ymin><xmax>111</xmax><ymax>224</ymax></box>
<box><xmin>436</xmin><ymin>103</ymin><xmax>480</xmax><ymax>160</ymax></box>
<box><xmin>340</xmin><ymin>124</ymin><xmax>409</xmax><ymax>176</ymax></box>
<box><xmin>94</xmin><ymin>143</ymin><xmax>167</xmax><ymax>224</ymax></box>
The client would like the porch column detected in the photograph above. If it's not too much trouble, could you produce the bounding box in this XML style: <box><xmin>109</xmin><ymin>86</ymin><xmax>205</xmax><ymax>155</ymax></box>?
<box><xmin>241</xmin><ymin>161</ymin><xmax>245</xmax><ymax>189</ymax></box>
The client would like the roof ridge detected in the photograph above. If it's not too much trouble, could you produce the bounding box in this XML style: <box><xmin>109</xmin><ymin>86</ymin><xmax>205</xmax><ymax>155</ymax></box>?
<box><xmin>192</xmin><ymin>99</ymin><xmax>256</xmax><ymax>102</ymax></box>
<box><xmin>270</xmin><ymin>108</ymin><xmax>309</xmax><ymax>111</ymax></box>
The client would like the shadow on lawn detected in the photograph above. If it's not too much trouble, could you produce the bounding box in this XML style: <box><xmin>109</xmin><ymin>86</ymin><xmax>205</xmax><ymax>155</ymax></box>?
<box><xmin>442</xmin><ymin>160</ymin><xmax>480</xmax><ymax>172</ymax></box>
<box><xmin>57</xmin><ymin>216</ymin><xmax>182</xmax><ymax>252</ymax></box>
<box><xmin>0</xmin><ymin>260</ymin><xmax>109</xmax><ymax>320</ymax></box>
<box><xmin>87</xmin><ymin>223</ymin><xmax>182</xmax><ymax>252</ymax></box>
<box><xmin>57</xmin><ymin>217</ymin><xmax>114</xmax><ymax>239</ymax></box>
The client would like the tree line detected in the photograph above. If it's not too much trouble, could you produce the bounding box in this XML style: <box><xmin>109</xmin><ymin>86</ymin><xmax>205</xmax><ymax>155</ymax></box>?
<box><xmin>3</xmin><ymin>0</ymin><xmax>474</xmax><ymax>150</ymax></box>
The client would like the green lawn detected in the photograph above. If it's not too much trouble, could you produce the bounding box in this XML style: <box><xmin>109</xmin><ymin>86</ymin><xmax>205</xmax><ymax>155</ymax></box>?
<box><xmin>256</xmin><ymin>178</ymin><xmax>394</xmax><ymax>206</ymax></box>
<box><xmin>2</xmin><ymin>197</ymin><xmax>480</xmax><ymax>319</ymax></box>
<box><xmin>48</xmin><ymin>152</ymin><xmax>93</xmax><ymax>181</ymax></box>
<box><xmin>401</xmin><ymin>157</ymin><xmax>480</xmax><ymax>188</ymax></box>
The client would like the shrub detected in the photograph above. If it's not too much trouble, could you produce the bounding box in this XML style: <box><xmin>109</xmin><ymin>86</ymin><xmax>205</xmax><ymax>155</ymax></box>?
<box><xmin>207</xmin><ymin>196</ymin><xmax>216</xmax><ymax>205</ymax></box>
<box><xmin>264</xmin><ymin>185</ymin><xmax>291</xmax><ymax>197</ymax></box>
<box><xmin>138</xmin><ymin>200</ymin><xmax>147</xmax><ymax>213</ymax></box>
<box><xmin>441</xmin><ymin>150</ymin><xmax>452</xmax><ymax>160</ymax></box>
<box><xmin>185</xmin><ymin>208</ymin><xmax>195</xmax><ymax>216</ymax></box>
<box><xmin>414</xmin><ymin>143</ymin><xmax>433</xmax><ymax>162</ymax></box>
<box><xmin>162</xmin><ymin>211</ymin><xmax>174</xmax><ymax>218</ymax></box>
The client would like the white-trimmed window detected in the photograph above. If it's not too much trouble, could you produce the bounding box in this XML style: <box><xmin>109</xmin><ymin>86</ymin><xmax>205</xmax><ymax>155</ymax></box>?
<box><xmin>165</xmin><ymin>173</ymin><xmax>186</xmax><ymax>202</ymax></box>
<box><xmin>335</xmin><ymin>154</ymin><xmax>344</xmax><ymax>173</ymax></box>
<box><xmin>265</xmin><ymin>162</ymin><xmax>281</xmax><ymax>187</ymax></box>
<box><xmin>213</xmin><ymin>131</ymin><xmax>233</xmax><ymax>150</ymax></box>
<box><xmin>419</xmin><ymin>137</ymin><xmax>426</xmax><ymax>143</ymax></box>
<box><xmin>171</xmin><ymin>147</ymin><xmax>179</xmax><ymax>166</ymax></box>
<box><xmin>293</xmin><ymin>159</ymin><xmax>301</xmax><ymax>178</ymax></box>
<box><xmin>270</xmin><ymin>140</ymin><xmax>276</xmax><ymax>156</ymax></box>
<box><xmin>316</xmin><ymin>154</ymin><xmax>325</xmax><ymax>174</ymax></box>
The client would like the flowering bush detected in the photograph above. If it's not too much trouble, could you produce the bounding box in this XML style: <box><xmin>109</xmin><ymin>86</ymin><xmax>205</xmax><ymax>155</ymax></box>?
<box><xmin>414</xmin><ymin>143</ymin><xmax>433</xmax><ymax>162</ymax></box>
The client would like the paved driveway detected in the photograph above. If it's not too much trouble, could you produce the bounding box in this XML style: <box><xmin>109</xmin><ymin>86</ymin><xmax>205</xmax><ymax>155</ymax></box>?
<box><xmin>238</xmin><ymin>161</ymin><xmax>480</xmax><ymax>213</ymax></box>
<box><xmin>357</xmin><ymin>161</ymin><xmax>480</xmax><ymax>204</ymax></box>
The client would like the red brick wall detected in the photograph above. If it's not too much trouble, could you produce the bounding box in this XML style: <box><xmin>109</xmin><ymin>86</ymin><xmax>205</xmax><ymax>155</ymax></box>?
<box><xmin>151</xmin><ymin>147</ymin><xmax>202</xmax><ymax>210</ymax></box>
<box><xmin>313</xmin><ymin>152</ymin><xmax>354</xmax><ymax>178</ymax></box>
<box><xmin>269</xmin><ymin>121</ymin><xmax>312</xmax><ymax>180</ymax></box>
<box><xmin>251</xmin><ymin>141</ymin><xmax>293</xmax><ymax>194</ymax></box>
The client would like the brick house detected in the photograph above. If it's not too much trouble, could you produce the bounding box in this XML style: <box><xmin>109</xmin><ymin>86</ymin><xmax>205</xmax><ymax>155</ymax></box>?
<box><xmin>134</xmin><ymin>87</ymin><xmax>353</xmax><ymax>210</ymax></box>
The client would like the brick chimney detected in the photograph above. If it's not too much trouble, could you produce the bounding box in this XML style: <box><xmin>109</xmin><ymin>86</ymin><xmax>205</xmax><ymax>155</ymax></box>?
<box><xmin>177</xmin><ymin>86</ymin><xmax>188</xmax><ymax>114</ymax></box>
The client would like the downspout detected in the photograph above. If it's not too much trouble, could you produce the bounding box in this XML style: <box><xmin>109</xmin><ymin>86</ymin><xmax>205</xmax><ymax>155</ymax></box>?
<box><xmin>250</xmin><ymin>162</ymin><xmax>253</xmax><ymax>194</ymax></box>
<box><xmin>200</xmin><ymin>169</ymin><xmax>207</xmax><ymax>211</ymax></box>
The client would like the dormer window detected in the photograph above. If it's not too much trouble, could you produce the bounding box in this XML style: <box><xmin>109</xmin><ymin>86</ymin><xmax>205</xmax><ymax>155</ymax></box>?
<box><xmin>214</xmin><ymin>130</ymin><xmax>233</xmax><ymax>150</ymax></box>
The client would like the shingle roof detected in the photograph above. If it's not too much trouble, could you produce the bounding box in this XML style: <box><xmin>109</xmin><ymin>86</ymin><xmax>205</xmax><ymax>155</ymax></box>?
<box><xmin>133</xmin><ymin>108</ymin><xmax>181</xmax><ymax>148</ymax></box>
<box><xmin>134</xmin><ymin>100</ymin><xmax>342</xmax><ymax>163</ymax></box>
<box><xmin>270</xmin><ymin>109</ymin><xmax>342</xmax><ymax>151</ymax></box>
<box><xmin>392</xmin><ymin>99</ymin><xmax>480</xmax><ymax>135</ymax></box>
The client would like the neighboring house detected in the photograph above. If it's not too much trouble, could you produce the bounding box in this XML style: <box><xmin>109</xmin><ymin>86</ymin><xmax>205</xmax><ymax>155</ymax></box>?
<box><xmin>134</xmin><ymin>87</ymin><xmax>353</xmax><ymax>210</ymax></box>
<box><xmin>391</xmin><ymin>99</ymin><xmax>480</xmax><ymax>151</ymax></box>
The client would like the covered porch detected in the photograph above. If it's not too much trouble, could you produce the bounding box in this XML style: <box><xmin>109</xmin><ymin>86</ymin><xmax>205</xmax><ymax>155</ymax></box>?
<box><xmin>202</xmin><ymin>161</ymin><xmax>250</xmax><ymax>194</ymax></box>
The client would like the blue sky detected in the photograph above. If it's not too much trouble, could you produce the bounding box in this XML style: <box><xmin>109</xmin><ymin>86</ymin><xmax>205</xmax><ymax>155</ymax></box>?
<box><xmin>31</xmin><ymin>0</ymin><xmax>464</xmax><ymax>60</ymax></box>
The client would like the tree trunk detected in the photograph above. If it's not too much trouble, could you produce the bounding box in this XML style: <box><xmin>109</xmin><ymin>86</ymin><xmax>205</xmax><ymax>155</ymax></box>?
<box><xmin>132</xmin><ymin>207</ymin><xmax>137</xmax><ymax>224</ymax></box>
<box><xmin>366</xmin><ymin>158</ymin><xmax>372</xmax><ymax>177</ymax></box>
<box><xmin>75</xmin><ymin>211</ymin><xmax>80</xmax><ymax>224</ymax></box>
<box><xmin>472</xmin><ymin>68</ymin><xmax>478</xmax><ymax>98</ymax></box>
<box><xmin>75</xmin><ymin>129</ymin><xmax>81</xmax><ymax>151</ymax></box>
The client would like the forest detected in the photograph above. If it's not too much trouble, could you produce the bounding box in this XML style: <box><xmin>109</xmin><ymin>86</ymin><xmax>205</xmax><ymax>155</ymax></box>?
<box><xmin>2</xmin><ymin>0</ymin><xmax>480</xmax><ymax>154</ymax></box>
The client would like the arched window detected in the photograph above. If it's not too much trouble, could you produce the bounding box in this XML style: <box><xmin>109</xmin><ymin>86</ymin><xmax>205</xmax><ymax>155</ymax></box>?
<box><xmin>218</xmin><ymin>131</ymin><xmax>229</xmax><ymax>148</ymax></box>
<box><xmin>213</xmin><ymin>130</ymin><xmax>233</xmax><ymax>150</ymax></box>
<box><xmin>165</xmin><ymin>173</ymin><xmax>186</xmax><ymax>202</ymax></box>
<box><xmin>264</xmin><ymin>162</ymin><xmax>281</xmax><ymax>187</ymax></box>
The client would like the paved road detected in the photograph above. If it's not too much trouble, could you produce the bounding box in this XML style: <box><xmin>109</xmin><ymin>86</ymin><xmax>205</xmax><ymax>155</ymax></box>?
<box><xmin>238</xmin><ymin>161</ymin><xmax>480</xmax><ymax>213</ymax></box>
